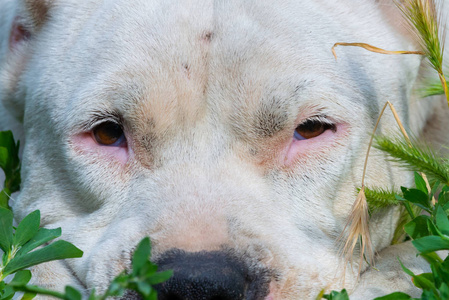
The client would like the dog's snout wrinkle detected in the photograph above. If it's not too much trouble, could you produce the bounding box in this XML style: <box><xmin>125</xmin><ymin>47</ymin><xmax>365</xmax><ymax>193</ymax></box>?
<box><xmin>154</xmin><ymin>250</ymin><xmax>252</xmax><ymax>300</ymax></box>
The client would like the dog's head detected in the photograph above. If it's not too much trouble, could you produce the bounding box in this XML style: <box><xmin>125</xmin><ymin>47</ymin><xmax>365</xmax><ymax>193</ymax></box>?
<box><xmin>0</xmin><ymin>0</ymin><xmax>441</xmax><ymax>298</ymax></box>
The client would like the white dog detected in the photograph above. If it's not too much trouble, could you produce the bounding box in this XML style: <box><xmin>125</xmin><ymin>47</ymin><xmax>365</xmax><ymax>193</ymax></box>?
<box><xmin>1</xmin><ymin>0</ymin><xmax>448</xmax><ymax>299</ymax></box>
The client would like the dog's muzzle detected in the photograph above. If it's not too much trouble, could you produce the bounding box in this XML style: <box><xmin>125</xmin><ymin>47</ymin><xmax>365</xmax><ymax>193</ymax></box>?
<box><xmin>120</xmin><ymin>249</ymin><xmax>271</xmax><ymax>300</ymax></box>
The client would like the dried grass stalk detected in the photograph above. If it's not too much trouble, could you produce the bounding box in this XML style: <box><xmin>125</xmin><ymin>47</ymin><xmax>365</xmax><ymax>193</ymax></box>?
<box><xmin>339</xmin><ymin>102</ymin><xmax>411</xmax><ymax>278</ymax></box>
<box><xmin>331</xmin><ymin>42</ymin><xmax>424</xmax><ymax>60</ymax></box>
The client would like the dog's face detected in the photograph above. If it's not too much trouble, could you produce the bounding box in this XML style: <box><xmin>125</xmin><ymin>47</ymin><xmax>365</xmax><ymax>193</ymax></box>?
<box><xmin>1</xmin><ymin>0</ymin><xmax>433</xmax><ymax>298</ymax></box>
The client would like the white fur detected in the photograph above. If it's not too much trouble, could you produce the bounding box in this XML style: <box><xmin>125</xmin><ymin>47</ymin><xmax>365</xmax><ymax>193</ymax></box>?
<box><xmin>1</xmin><ymin>0</ymin><xmax>448</xmax><ymax>298</ymax></box>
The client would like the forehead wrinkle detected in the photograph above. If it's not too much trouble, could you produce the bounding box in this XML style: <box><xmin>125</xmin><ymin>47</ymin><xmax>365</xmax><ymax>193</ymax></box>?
<box><xmin>253</xmin><ymin>86</ymin><xmax>303</xmax><ymax>138</ymax></box>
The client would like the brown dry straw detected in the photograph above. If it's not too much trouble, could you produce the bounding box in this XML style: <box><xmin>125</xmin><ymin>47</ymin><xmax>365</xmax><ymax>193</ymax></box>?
<box><xmin>331</xmin><ymin>43</ymin><xmax>424</xmax><ymax>60</ymax></box>
<box><xmin>338</xmin><ymin>101</ymin><xmax>411</xmax><ymax>278</ymax></box>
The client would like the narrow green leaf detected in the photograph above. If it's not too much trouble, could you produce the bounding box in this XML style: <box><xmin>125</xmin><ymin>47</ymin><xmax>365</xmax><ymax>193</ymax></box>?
<box><xmin>411</xmin><ymin>272</ymin><xmax>436</xmax><ymax>292</ymax></box>
<box><xmin>0</xmin><ymin>131</ymin><xmax>16</xmax><ymax>176</ymax></box>
<box><xmin>10</xmin><ymin>285</ymin><xmax>65</xmax><ymax>299</ymax></box>
<box><xmin>436</xmin><ymin>205</ymin><xmax>449</xmax><ymax>235</ymax></box>
<box><xmin>64</xmin><ymin>286</ymin><xmax>82</xmax><ymax>300</ymax></box>
<box><xmin>420</xmin><ymin>80</ymin><xmax>445</xmax><ymax>98</ymax></box>
<box><xmin>0</xmin><ymin>207</ymin><xmax>14</xmax><ymax>253</ymax></box>
<box><xmin>13</xmin><ymin>211</ymin><xmax>41</xmax><ymax>248</ymax></box>
<box><xmin>374</xmin><ymin>292</ymin><xmax>411</xmax><ymax>300</ymax></box>
<box><xmin>132</xmin><ymin>237</ymin><xmax>151</xmax><ymax>276</ymax></box>
<box><xmin>400</xmin><ymin>198</ymin><xmax>416</xmax><ymax>219</ymax></box>
<box><xmin>17</xmin><ymin>228</ymin><xmax>62</xmax><ymax>256</ymax></box>
<box><xmin>413</xmin><ymin>236</ymin><xmax>449</xmax><ymax>254</ymax></box>
<box><xmin>439</xmin><ymin>190</ymin><xmax>449</xmax><ymax>209</ymax></box>
<box><xmin>430</xmin><ymin>181</ymin><xmax>441</xmax><ymax>203</ymax></box>
<box><xmin>10</xmin><ymin>270</ymin><xmax>32</xmax><ymax>286</ymax></box>
<box><xmin>414</xmin><ymin>172</ymin><xmax>428</xmax><ymax>194</ymax></box>
<box><xmin>399</xmin><ymin>259</ymin><xmax>416</xmax><ymax>277</ymax></box>
<box><xmin>3</xmin><ymin>240</ymin><xmax>83</xmax><ymax>275</ymax></box>
<box><xmin>0</xmin><ymin>190</ymin><xmax>10</xmax><ymax>209</ymax></box>
<box><xmin>0</xmin><ymin>147</ymin><xmax>8</xmax><ymax>171</ymax></box>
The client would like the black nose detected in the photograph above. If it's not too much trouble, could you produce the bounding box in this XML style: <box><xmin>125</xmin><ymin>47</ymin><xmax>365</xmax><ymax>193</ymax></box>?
<box><xmin>154</xmin><ymin>250</ymin><xmax>247</xmax><ymax>300</ymax></box>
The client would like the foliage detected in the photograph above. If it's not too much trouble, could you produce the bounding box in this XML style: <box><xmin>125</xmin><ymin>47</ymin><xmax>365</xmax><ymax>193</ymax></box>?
<box><xmin>0</xmin><ymin>131</ymin><xmax>172</xmax><ymax>299</ymax></box>
<box><xmin>323</xmin><ymin>137</ymin><xmax>449</xmax><ymax>300</ymax></box>
<box><xmin>375</xmin><ymin>136</ymin><xmax>449</xmax><ymax>185</ymax></box>
<box><xmin>0</xmin><ymin>131</ymin><xmax>20</xmax><ymax>209</ymax></box>
<box><xmin>419</xmin><ymin>79</ymin><xmax>445</xmax><ymax>98</ymax></box>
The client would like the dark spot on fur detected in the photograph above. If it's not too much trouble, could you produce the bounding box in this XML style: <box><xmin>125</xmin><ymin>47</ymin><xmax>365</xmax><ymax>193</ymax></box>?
<box><xmin>202</xmin><ymin>31</ymin><xmax>213</xmax><ymax>42</ymax></box>
<box><xmin>25</xmin><ymin>0</ymin><xmax>51</xmax><ymax>27</ymax></box>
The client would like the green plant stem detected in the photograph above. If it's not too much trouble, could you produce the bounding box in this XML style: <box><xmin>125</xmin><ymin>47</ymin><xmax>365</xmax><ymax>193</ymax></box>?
<box><xmin>13</xmin><ymin>285</ymin><xmax>66</xmax><ymax>299</ymax></box>
<box><xmin>438</xmin><ymin>73</ymin><xmax>449</xmax><ymax>106</ymax></box>
<box><xmin>421</xmin><ymin>251</ymin><xmax>444</xmax><ymax>264</ymax></box>
<box><xmin>0</xmin><ymin>248</ymin><xmax>16</xmax><ymax>281</ymax></box>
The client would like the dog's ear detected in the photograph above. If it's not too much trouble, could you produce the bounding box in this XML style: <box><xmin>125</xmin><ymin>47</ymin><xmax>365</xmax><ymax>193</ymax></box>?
<box><xmin>1</xmin><ymin>0</ymin><xmax>53</xmax><ymax>122</ymax></box>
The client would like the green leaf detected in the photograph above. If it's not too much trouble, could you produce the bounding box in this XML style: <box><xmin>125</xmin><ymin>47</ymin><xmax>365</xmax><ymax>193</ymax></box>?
<box><xmin>411</xmin><ymin>272</ymin><xmax>436</xmax><ymax>292</ymax></box>
<box><xmin>87</xmin><ymin>289</ymin><xmax>97</xmax><ymax>300</ymax></box>
<box><xmin>13</xmin><ymin>211</ymin><xmax>41</xmax><ymax>248</ymax></box>
<box><xmin>137</xmin><ymin>281</ymin><xmax>152</xmax><ymax>297</ymax></box>
<box><xmin>421</xmin><ymin>289</ymin><xmax>439</xmax><ymax>299</ymax></box>
<box><xmin>17</xmin><ymin>228</ymin><xmax>62</xmax><ymax>256</ymax></box>
<box><xmin>0</xmin><ymin>189</ymin><xmax>10</xmax><ymax>210</ymax></box>
<box><xmin>3</xmin><ymin>240</ymin><xmax>83</xmax><ymax>276</ymax></box>
<box><xmin>374</xmin><ymin>292</ymin><xmax>411</xmax><ymax>300</ymax></box>
<box><xmin>413</xmin><ymin>236</ymin><xmax>449</xmax><ymax>254</ymax></box>
<box><xmin>20</xmin><ymin>293</ymin><xmax>36</xmax><ymax>300</ymax></box>
<box><xmin>105</xmin><ymin>273</ymin><xmax>127</xmax><ymax>297</ymax></box>
<box><xmin>420</xmin><ymin>80</ymin><xmax>445</xmax><ymax>98</ymax></box>
<box><xmin>10</xmin><ymin>270</ymin><xmax>32</xmax><ymax>286</ymax></box>
<box><xmin>147</xmin><ymin>270</ymin><xmax>173</xmax><ymax>285</ymax></box>
<box><xmin>439</xmin><ymin>283</ymin><xmax>449</xmax><ymax>299</ymax></box>
<box><xmin>322</xmin><ymin>289</ymin><xmax>350</xmax><ymax>300</ymax></box>
<box><xmin>436</xmin><ymin>205</ymin><xmax>449</xmax><ymax>235</ymax></box>
<box><xmin>0</xmin><ymin>285</ymin><xmax>15</xmax><ymax>300</ymax></box>
<box><xmin>414</xmin><ymin>172</ymin><xmax>428</xmax><ymax>194</ymax></box>
<box><xmin>0</xmin><ymin>207</ymin><xmax>14</xmax><ymax>253</ymax></box>
<box><xmin>398</xmin><ymin>258</ymin><xmax>416</xmax><ymax>277</ymax></box>
<box><xmin>0</xmin><ymin>147</ymin><xmax>8</xmax><ymax>172</ymax></box>
<box><xmin>439</xmin><ymin>190</ymin><xmax>449</xmax><ymax>210</ymax></box>
<box><xmin>426</xmin><ymin>218</ymin><xmax>440</xmax><ymax>236</ymax></box>
<box><xmin>401</xmin><ymin>187</ymin><xmax>431</xmax><ymax>212</ymax></box>
<box><xmin>64</xmin><ymin>286</ymin><xmax>82</xmax><ymax>300</ymax></box>
<box><xmin>404</xmin><ymin>215</ymin><xmax>431</xmax><ymax>239</ymax></box>
<box><xmin>10</xmin><ymin>285</ymin><xmax>65</xmax><ymax>299</ymax></box>
<box><xmin>132</xmin><ymin>237</ymin><xmax>151</xmax><ymax>276</ymax></box>
<box><xmin>0</xmin><ymin>131</ymin><xmax>19</xmax><ymax>177</ymax></box>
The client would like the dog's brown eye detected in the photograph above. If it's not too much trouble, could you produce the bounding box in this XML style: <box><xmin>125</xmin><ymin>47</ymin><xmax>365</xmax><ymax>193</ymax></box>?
<box><xmin>294</xmin><ymin>119</ymin><xmax>334</xmax><ymax>140</ymax></box>
<box><xmin>93</xmin><ymin>122</ymin><xmax>125</xmax><ymax>146</ymax></box>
